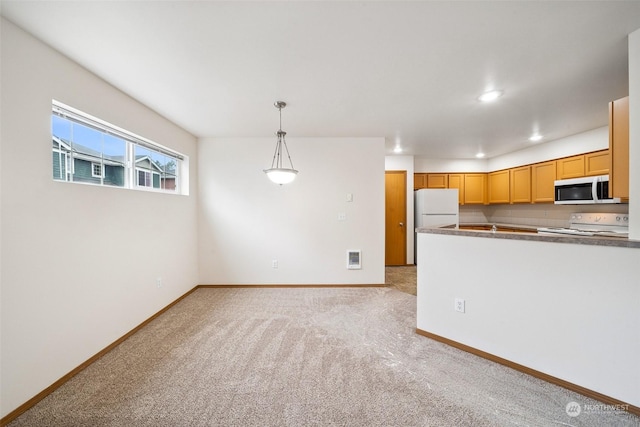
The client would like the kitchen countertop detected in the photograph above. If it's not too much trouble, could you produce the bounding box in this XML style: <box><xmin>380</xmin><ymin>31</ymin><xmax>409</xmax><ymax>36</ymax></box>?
<box><xmin>416</xmin><ymin>223</ymin><xmax>640</xmax><ymax>249</ymax></box>
<box><xmin>458</xmin><ymin>222</ymin><xmax>539</xmax><ymax>232</ymax></box>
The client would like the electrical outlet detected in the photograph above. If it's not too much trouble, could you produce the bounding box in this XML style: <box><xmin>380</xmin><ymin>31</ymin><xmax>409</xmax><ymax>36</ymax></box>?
<box><xmin>272</xmin><ymin>259</ymin><xmax>278</xmax><ymax>269</ymax></box>
<box><xmin>156</xmin><ymin>277</ymin><xmax>163</xmax><ymax>289</ymax></box>
<box><xmin>454</xmin><ymin>298</ymin><xmax>465</xmax><ymax>313</ymax></box>
<box><xmin>337</xmin><ymin>212</ymin><xmax>346</xmax><ymax>221</ymax></box>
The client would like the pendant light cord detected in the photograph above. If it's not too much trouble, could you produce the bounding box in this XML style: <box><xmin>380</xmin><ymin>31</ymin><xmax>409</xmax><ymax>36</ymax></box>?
<box><xmin>269</xmin><ymin>104</ymin><xmax>295</xmax><ymax>170</ymax></box>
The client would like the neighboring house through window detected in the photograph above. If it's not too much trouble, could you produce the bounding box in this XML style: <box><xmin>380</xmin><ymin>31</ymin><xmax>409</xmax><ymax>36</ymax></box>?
<box><xmin>51</xmin><ymin>100</ymin><xmax>184</xmax><ymax>194</ymax></box>
<box><xmin>52</xmin><ymin>136</ymin><xmax>71</xmax><ymax>181</ymax></box>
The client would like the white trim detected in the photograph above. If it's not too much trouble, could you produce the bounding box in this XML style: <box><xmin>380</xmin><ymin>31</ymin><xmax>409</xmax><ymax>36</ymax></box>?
<box><xmin>91</xmin><ymin>162</ymin><xmax>104</xmax><ymax>178</ymax></box>
<box><xmin>135</xmin><ymin>168</ymin><xmax>161</xmax><ymax>189</ymax></box>
<box><xmin>52</xmin><ymin>99</ymin><xmax>184</xmax><ymax>161</ymax></box>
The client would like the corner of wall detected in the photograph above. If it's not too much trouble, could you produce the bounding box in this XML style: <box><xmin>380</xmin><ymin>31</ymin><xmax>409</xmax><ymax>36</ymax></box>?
<box><xmin>628</xmin><ymin>28</ymin><xmax>640</xmax><ymax>240</ymax></box>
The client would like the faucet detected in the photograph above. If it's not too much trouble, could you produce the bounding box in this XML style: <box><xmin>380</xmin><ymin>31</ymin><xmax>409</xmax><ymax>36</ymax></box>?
<box><xmin>491</xmin><ymin>224</ymin><xmax>497</xmax><ymax>233</ymax></box>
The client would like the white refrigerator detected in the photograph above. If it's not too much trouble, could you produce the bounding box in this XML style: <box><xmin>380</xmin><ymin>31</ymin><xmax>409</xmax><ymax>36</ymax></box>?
<box><xmin>414</xmin><ymin>189</ymin><xmax>459</xmax><ymax>262</ymax></box>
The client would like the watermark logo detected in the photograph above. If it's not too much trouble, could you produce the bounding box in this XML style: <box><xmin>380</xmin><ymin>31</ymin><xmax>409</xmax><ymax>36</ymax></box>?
<box><xmin>566</xmin><ymin>401</ymin><xmax>581</xmax><ymax>417</ymax></box>
<box><xmin>565</xmin><ymin>401</ymin><xmax>629</xmax><ymax>417</ymax></box>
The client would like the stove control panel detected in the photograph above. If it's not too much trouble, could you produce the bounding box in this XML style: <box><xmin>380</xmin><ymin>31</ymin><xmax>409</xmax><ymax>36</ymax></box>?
<box><xmin>570</xmin><ymin>213</ymin><xmax>629</xmax><ymax>228</ymax></box>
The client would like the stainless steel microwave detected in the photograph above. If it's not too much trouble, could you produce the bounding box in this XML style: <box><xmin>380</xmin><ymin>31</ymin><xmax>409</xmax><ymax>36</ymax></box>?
<box><xmin>554</xmin><ymin>175</ymin><xmax>621</xmax><ymax>204</ymax></box>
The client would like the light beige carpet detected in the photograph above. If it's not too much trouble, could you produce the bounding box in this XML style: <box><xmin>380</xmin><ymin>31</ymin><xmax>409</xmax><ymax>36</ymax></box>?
<box><xmin>8</xmin><ymin>287</ymin><xmax>639</xmax><ymax>426</ymax></box>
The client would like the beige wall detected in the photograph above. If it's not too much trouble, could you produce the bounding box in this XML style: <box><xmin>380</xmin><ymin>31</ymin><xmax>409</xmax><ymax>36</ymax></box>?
<box><xmin>414</xmin><ymin>126</ymin><xmax>608</xmax><ymax>174</ymax></box>
<box><xmin>198</xmin><ymin>137</ymin><xmax>385</xmax><ymax>285</ymax></box>
<box><xmin>0</xmin><ymin>19</ymin><xmax>199</xmax><ymax>417</ymax></box>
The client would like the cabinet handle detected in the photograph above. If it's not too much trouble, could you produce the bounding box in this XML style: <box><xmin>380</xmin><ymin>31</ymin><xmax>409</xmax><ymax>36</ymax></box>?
<box><xmin>399</xmin><ymin>222</ymin><xmax>404</xmax><ymax>227</ymax></box>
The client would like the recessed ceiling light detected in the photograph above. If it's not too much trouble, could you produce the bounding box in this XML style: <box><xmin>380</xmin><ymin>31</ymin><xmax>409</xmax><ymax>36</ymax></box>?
<box><xmin>393</xmin><ymin>146</ymin><xmax>403</xmax><ymax>153</ymax></box>
<box><xmin>529</xmin><ymin>134</ymin><xmax>543</xmax><ymax>142</ymax></box>
<box><xmin>478</xmin><ymin>90</ymin><xmax>503</xmax><ymax>103</ymax></box>
<box><xmin>476</xmin><ymin>152</ymin><xmax>485</xmax><ymax>158</ymax></box>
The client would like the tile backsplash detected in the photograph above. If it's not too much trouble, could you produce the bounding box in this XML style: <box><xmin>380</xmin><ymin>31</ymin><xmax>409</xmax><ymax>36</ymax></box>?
<box><xmin>460</xmin><ymin>203</ymin><xmax>629</xmax><ymax>228</ymax></box>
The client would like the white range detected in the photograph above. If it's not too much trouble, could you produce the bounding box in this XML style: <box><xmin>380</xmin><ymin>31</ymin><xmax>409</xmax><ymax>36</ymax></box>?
<box><xmin>537</xmin><ymin>212</ymin><xmax>629</xmax><ymax>238</ymax></box>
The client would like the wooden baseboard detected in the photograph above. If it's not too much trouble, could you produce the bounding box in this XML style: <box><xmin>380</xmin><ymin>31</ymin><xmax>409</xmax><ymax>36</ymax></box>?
<box><xmin>0</xmin><ymin>286</ymin><xmax>199</xmax><ymax>427</ymax></box>
<box><xmin>198</xmin><ymin>284</ymin><xmax>387</xmax><ymax>288</ymax></box>
<box><xmin>415</xmin><ymin>328</ymin><xmax>640</xmax><ymax>416</ymax></box>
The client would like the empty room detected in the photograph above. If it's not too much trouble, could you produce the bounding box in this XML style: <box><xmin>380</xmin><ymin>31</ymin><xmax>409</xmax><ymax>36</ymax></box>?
<box><xmin>1</xmin><ymin>1</ymin><xmax>640</xmax><ymax>426</ymax></box>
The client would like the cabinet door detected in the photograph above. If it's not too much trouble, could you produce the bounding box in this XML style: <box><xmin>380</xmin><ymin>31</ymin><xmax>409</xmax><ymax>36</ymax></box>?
<box><xmin>464</xmin><ymin>174</ymin><xmax>487</xmax><ymax>204</ymax></box>
<box><xmin>531</xmin><ymin>161</ymin><xmax>556</xmax><ymax>203</ymax></box>
<box><xmin>447</xmin><ymin>174</ymin><xmax>464</xmax><ymax>205</ymax></box>
<box><xmin>488</xmin><ymin>170</ymin><xmax>510</xmax><ymax>204</ymax></box>
<box><xmin>610</xmin><ymin>96</ymin><xmax>629</xmax><ymax>199</ymax></box>
<box><xmin>556</xmin><ymin>155</ymin><xmax>585</xmax><ymax>179</ymax></box>
<box><xmin>510</xmin><ymin>166</ymin><xmax>531</xmax><ymax>203</ymax></box>
<box><xmin>426</xmin><ymin>173</ymin><xmax>448</xmax><ymax>188</ymax></box>
<box><xmin>585</xmin><ymin>150</ymin><xmax>610</xmax><ymax>176</ymax></box>
<box><xmin>414</xmin><ymin>173</ymin><xmax>427</xmax><ymax>190</ymax></box>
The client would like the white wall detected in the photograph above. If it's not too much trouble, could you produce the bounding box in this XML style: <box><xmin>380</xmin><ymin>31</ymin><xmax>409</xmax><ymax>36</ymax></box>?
<box><xmin>198</xmin><ymin>137</ymin><xmax>385</xmax><ymax>285</ymax></box>
<box><xmin>488</xmin><ymin>127</ymin><xmax>609</xmax><ymax>171</ymax></box>
<box><xmin>414</xmin><ymin>126</ymin><xmax>608</xmax><ymax>174</ymax></box>
<box><xmin>414</xmin><ymin>157</ymin><xmax>488</xmax><ymax>173</ymax></box>
<box><xmin>629</xmin><ymin>28</ymin><xmax>640</xmax><ymax>240</ymax></box>
<box><xmin>385</xmin><ymin>155</ymin><xmax>415</xmax><ymax>264</ymax></box>
<box><xmin>0</xmin><ymin>19</ymin><xmax>199</xmax><ymax>418</ymax></box>
<box><xmin>417</xmin><ymin>232</ymin><xmax>640</xmax><ymax>407</ymax></box>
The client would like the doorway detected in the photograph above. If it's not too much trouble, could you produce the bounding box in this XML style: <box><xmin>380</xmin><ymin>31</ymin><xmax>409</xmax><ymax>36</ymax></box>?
<box><xmin>385</xmin><ymin>170</ymin><xmax>407</xmax><ymax>265</ymax></box>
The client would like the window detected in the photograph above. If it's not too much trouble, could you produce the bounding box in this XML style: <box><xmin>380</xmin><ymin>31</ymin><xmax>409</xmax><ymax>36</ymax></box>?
<box><xmin>136</xmin><ymin>169</ymin><xmax>160</xmax><ymax>188</ymax></box>
<box><xmin>52</xmin><ymin>137</ymin><xmax>71</xmax><ymax>181</ymax></box>
<box><xmin>91</xmin><ymin>163</ymin><xmax>103</xmax><ymax>178</ymax></box>
<box><xmin>134</xmin><ymin>145</ymin><xmax>175</xmax><ymax>190</ymax></box>
<box><xmin>51</xmin><ymin>100</ymin><xmax>184</xmax><ymax>194</ymax></box>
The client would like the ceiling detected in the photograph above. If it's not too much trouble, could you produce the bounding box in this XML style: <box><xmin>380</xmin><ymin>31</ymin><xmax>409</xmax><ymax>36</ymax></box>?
<box><xmin>2</xmin><ymin>1</ymin><xmax>640</xmax><ymax>159</ymax></box>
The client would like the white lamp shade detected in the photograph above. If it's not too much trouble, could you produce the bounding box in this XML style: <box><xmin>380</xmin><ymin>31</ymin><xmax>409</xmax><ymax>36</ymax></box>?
<box><xmin>264</xmin><ymin>168</ymin><xmax>298</xmax><ymax>185</ymax></box>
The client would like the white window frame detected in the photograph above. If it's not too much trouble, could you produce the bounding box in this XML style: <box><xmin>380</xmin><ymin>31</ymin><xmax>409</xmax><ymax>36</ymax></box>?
<box><xmin>91</xmin><ymin>162</ymin><xmax>104</xmax><ymax>178</ymax></box>
<box><xmin>136</xmin><ymin>168</ymin><xmax>161</xmax><ymax>188</ymax></box>
<box><xmin>137</xmin><ymin>169</ymin><xmax>150</xmax><ymax>187</ymax></box>
<box><xmin>52</xmin><ymin>137</ymin><xmax>73</xmax><ymax>180</ymax></box>
<box><xmin>52</xmin><ymin>100</ymin><xmax>185</xmax><ymax>194</ymax></box>
<box><xmin>52</xmin><ymin>147</ymin><xmax>72</xmax><ymax>180</ymax></box>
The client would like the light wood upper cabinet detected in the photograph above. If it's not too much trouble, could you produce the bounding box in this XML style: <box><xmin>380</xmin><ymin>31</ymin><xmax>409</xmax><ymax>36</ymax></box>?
<box><xmin>426</xmin><ymin>173</ymin><xmax>448</xmax><ymax>189</ymax></box>
<box><xmin>510</xmin><ymin>166</ymin><xmax>531</xmax><ymax>203</ymax></box>
<box><xmin>531</xmin><ymin>161</ymin><xmax>556</xmax><ymax>203</ymax></box>
<box><xmin>464</xmin><ymin>173</ymin><xmax>487</xmax><ymax>204</ymax></box>
<box><xmin>609</xmin><ymin>96</ymin><xmax>629</xmax><ymax>200</ymax></box>
<box><xmin>447</xmin><ymin>174</ymin><xmax>464</xmax><ymax>204</ymax></box>
<box><xmin>556</xmin><ymin>155</ymin><xmax>585</xmax><ymax>179</ymax></box>
<box><xmin>417</xmin><ymin>135</ymin><xmax>622</xmax><ymax>205</ymax></box>
<box><xmin>585</xmin><ymin>150</ymin><xmax>610</xmax><ymax>176</ymax></box>
<box><xmin>488</xmin><ymin>170</ymin><xmax>510</xmax><ymax>204</ymax></box>
<box><xmin>414</xmin><ymin>173</ymin><xmax>427</xmax><ymax>190</ymax></box>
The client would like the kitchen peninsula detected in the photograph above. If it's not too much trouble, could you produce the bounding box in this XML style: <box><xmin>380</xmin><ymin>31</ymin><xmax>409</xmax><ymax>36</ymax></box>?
<box><xmin>416</xmin><ymin>227</ymin><xmax>640</xmax><ymax>412</ymax></box>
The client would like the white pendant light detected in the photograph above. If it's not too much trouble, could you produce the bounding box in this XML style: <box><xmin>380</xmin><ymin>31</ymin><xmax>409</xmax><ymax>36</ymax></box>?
<box><xmin>264</xmin><ymin>101</ymin><xmax>298</xmax><ymax>185</ymax></box>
